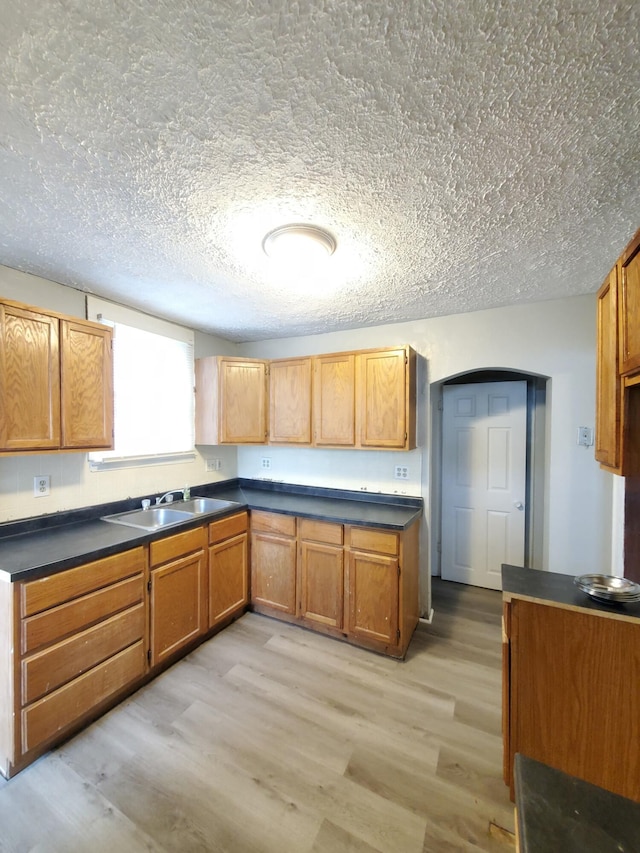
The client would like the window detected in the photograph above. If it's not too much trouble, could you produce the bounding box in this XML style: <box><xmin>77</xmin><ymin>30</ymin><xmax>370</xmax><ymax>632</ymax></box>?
<box><xmin>87</xmin><ymin>297</ymin><xmax>195</xmax><ymax>466</ymax></box>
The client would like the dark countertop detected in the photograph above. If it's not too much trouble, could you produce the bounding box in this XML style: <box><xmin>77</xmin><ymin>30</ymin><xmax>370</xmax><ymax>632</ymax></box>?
<box><xmin>502</xmin><ymin>563</ymin><xmax>640</xmax><ymax>620</ymax></box>
<box><xmin>515</xmin><ymin>754</ymin><xmax>640</xmax><ymax>853</ymax></box>
<box><xmin>0</xmin><ymin>479</ymin><xmax>422</xmax><ymax>583</ymax></box>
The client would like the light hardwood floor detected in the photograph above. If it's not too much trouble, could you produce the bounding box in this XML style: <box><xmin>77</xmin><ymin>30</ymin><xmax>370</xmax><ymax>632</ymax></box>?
<box><xmin>0</xmin><ymin>579</ymin><xmax>514</xmax><ymax>852</ymax></box>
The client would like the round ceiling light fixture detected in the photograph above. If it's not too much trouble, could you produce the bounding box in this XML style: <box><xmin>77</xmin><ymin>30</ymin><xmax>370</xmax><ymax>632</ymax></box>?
<box><xmin>262</xmin><ymin>223</ymin><xmax>337</xmax><ymax>262</ymax></box>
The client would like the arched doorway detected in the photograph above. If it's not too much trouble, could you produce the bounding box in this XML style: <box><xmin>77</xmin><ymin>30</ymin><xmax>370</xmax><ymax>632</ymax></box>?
<box><xmin>432</xmin><ymin>369</ymin><xmax>548</xmax><ymax>589</ymax></box>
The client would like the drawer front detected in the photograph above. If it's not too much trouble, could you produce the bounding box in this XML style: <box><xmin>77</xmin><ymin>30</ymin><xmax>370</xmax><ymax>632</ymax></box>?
<box><xmin>298</xmin><ymin>518</ymin><xmax>343</xmax><ymax>546</ymax></box>
<box><xmin>22</xmin><ymin>574</ymin><xmax>145</xmax><ymax>655</ymax></box>
<box><xmin>149</xmin><ymin>526</ymin><xmax>207</xmax><ymax>567</ymax></box>
<box><xmin>21</xmin><ymin>641</ymin><xmax>145</xmax><ymax>754</ymax></box>
<box><xmin>250</xmin><ymin>510</ymin><xmax>296</xmax><ymax>537</ymax></box>
<box><xmin>22</xmin><ymin>603</ymin><xmax>145</xmax><ymax>705</ymax></box>
<box><xmin>22</xmin><ymin>547</ymin><xmax>145</xmax><ymax>617</ymax></box>
<box><xmin>209</xmin><ymin>511</ymin><xmax>248</xmax><ymax>545</ymax></box>
<box><xmin>347</xmin><ymin>526</ymin><xmax>399</xmax><ymax>556</ymax></box>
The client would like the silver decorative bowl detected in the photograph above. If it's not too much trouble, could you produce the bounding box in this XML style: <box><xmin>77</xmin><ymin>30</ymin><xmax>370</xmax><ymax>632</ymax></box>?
<box><xmin>574</xmin><ymin>574</ymin><xmax>640</xmax><ymax>603</ymax></box>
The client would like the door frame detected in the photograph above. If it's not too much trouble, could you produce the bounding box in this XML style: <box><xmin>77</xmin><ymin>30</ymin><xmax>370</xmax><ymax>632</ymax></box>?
<box><xmin>431</xmin><ymin>369</ymin><xmax>549</xmax><ymax>582</ymax></box>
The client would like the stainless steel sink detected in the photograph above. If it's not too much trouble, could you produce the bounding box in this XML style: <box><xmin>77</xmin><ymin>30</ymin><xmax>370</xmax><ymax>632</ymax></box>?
<box><xmin>177</xmin><ymin>497</ymin><xmax>239</xmax><ymax>514</ymax></box>
<box><xmin>101</xmin><ymin>496</ymin><xmax>240</xmax><ymax>531</ymax></box>
<box><xmin>102</xmin><ymin>506</ymin><xmax>194</xmax><ymax>531</ymax></box>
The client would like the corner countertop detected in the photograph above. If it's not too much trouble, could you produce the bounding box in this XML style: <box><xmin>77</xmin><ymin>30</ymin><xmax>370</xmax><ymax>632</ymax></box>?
<box><xmin>502</xmin><ymin>564</ymin><xmax>640</xmax><ymax>621</ymax></box>
<box><xmin>0</xmin><ymin>479</ymin><xmax>422</xmax><ymax>583</ymax></box>
<box><xmin>515</xmin><ymin>754</ymin><xmax>640</xmax><ymax>853</ymax></box>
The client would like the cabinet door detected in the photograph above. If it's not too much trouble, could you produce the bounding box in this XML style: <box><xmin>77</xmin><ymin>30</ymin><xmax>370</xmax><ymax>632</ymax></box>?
<box><xmin>209</xmin><ymin>532</ymin><xmax>248</xmax><ymax>628</ymax></box>
<box><xmin>313</xmin><ymin>353</ymin><xmax>355</xmax><ymax>446</ymax></box>
<box><xmin>0</xmin><ymin>304</ymin><xmax>60</xmax><ymax>450</ymax></box>
<box><xmin>619</xmin><ymin>229</ymin><xmax>640</xmax><ymax>375</ymax></box>
<box><xmin>299</xmin><ymin>541</ymin><xmax>344</xmax><ymax>629</ymax></box>
<box><xmin>251</xmin><ymin>532</ymin><xmax>297</xmax><ymax>614</ymax></box>
<box><xmin>347</xmin><ymin>549</ymin><xmax>399</xmax><ymax>646</ymax></box>
<box><xmin>510</xmin><ymin>598</ymin><xmax>640</xmax><ymax>803</ymax></box>
<box><xmin>357</xmin><ymin>348</ymin><xmax>410</xmax><ymax>449</ymax></box>
<box><xmin>150</xmin><ymin>550</ymin><xmax>207</xmax><ymax>667</ymax></box>
<box><xmin>60</xmin><ymin>320</ymin><xmax>114</xmax><ymax>449</ymax></box>
<box><xmin>269</xmin><ymin>357</ymin><xmax>312</xmax><ymax>444</ymax></box>
<box><xmin>219</xmin><ymin>357</ymin><xmax>268</xmax><ymax>444</ymax></box>
<box><xmin>595</xmin><ymin>268</ymin><xmax>622</xmax><ymax>471</ymax></box>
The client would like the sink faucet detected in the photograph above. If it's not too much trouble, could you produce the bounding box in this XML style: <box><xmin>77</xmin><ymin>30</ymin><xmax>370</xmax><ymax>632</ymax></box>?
<box><xmin>155</xmin><ymin>487</ymin><xmax>189</xmax><ymax>505</ymax></box>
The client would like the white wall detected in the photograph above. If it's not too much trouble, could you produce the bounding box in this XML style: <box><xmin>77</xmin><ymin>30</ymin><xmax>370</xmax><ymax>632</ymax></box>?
<box><xmin>0</xmin><ymin>266</ymin><xmax>239</xmax><ymax>521</ymax></box>
<box><xmin>240</xmin><ymin>295</ymin><xmax>615</xmax><ymax>584</ymax></box>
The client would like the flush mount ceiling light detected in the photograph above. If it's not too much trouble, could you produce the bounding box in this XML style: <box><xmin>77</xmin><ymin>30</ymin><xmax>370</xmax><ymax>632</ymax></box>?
<box><xmin>262</xmin><ymin>223</ymin><xmax>337</xmax><ymax>262</ymax></box>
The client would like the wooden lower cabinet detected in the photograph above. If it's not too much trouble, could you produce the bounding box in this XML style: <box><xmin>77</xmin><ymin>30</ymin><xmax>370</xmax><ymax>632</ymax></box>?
<box><xmin>0</xmin><ymin>547</ymin><xmax>146</xmax><ymax>778</ymax></box>
<box><xmin>149</xmin><ymin>527</ymin><xmax>207</xmax><ymax>668</ymax></box>
<box><xmin>503</xmin><ymin>597</ymin><xmax>640</xmax><ymax>803</ymax></box>
<box><xmin>251</xmin><ymin>511</ymin><xmax>297</xmax><ymax>614</ymax></box>
<box><xmin>208</xmin><ymin>512</ymin><xmax>249</xmax><ymax>628</ymax></box>
<box><xmin>250</xmin><ymin>511</ymin><xmax>420</xmax><ymax>657</ymax></box>
<box><xmin>298</xmin><ymin>519</ymin><xmax>344</xmax><ymax>630</ymax></box>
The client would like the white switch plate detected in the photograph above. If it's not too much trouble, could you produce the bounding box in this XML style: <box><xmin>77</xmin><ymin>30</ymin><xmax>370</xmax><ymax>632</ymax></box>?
<box><xmin>205</xmin><ymin>459</ymin><xmax>222</xmax><ymax>472</ymax></box>
<box><xmin>34</xmin><ymin>475</ymin><xmax>50</xmax><ymax>497</ymax></box>
<box><xmin>577</xmin><ymin>427</ymin><xmax>594</xmax><ymax>447</ymax></box>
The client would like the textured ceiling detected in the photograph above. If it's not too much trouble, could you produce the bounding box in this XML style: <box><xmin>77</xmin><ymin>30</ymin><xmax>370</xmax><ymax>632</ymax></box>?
<box><xmin>1</xmin><ymin>1</ymin><xmax>639</xmax><ymax>342</ymax></box>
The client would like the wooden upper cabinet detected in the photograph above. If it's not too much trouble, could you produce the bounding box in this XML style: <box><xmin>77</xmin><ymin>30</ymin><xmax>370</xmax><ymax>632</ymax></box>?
<box><xmin>313</xmin><ymin>353</ymin><xmax>356</xmax><ymax>446</ymax></box>
<box><xmin>269</xmin><ymin>357</ymin><xmax>312</xmax><ymax>444</ymax></box>
<box><xmin>619</xmin><ymin>229</ymin><xmax>640</xmax><ymax>376</ymax></box>
<box><xmin>0</xmin><ymin>304</ymin><xmax>61</xmax><ymax>451</ymax></box>
<box><xmin>195</xmin><ymin>355</ymin><xmax>268</xmax><ymax>445</ymax></box>
<box><xmin>357</xmin><ymin>347</ymin><xmax>416</xmax><ymax>450</ymax></box>
<box><xmin>60</xmin><ymin>320</ymin><xmax>113</xmax><ymax>449</ymax></box>
<box><xmin>595</xmin><ymin>268</ymin><xmax>622</xmax><ymax>471</ymax></box>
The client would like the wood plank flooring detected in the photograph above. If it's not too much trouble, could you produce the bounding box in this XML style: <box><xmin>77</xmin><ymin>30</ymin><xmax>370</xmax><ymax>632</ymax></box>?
<box><xmin>0</xmin><ymin>579</ymin><xmax>514</xmax><ymax>852</ymax></box>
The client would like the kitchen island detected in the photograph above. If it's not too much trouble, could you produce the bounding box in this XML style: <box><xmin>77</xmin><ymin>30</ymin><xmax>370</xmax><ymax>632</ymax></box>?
<box><xmin>502</xmin><ymin>564</ymin><xmax>640</xmax><ymax>804</ymax></box>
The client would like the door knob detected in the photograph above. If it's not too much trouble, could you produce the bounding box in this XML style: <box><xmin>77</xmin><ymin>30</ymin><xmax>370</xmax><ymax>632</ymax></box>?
<box><xmin>514</xmin><ymin>501</ymin><xmax>524</xmax><ymax>510</ymax></box>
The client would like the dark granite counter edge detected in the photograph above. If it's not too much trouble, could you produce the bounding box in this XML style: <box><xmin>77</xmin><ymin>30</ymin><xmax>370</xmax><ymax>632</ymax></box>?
<box><xmin>502</xmin><ymin>564</ymin><xmax>640</xmax><ymax>621</ymax></box>
<box><xmin>515</xmin><ymin>754</ymin><xmax>640</xmax><ymax>853</ymax></box>
<box><xmin>0</xmin><ymin>478</ymin><xmax>423</xmax><ymax>583</ymax></box>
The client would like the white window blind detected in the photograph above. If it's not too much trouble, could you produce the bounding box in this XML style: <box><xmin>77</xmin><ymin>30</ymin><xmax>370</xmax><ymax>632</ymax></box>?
<box><xmin>87</xmin><ymin>298</ymin><xmax>195</xmax><ymax>465</ymax></box>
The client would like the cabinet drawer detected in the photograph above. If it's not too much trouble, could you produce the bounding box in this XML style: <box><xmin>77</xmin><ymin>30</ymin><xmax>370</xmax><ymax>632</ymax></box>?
<box><xmin>209</xmin><ymin>511</ymin><xmax>248</xmax><ymax>545</ymax></box>
<box><xmin>21</xmin><ymin>547</ymin><xmax>145</xmax><ymax>617</ymax></box>
<box><xmin>250</xmin><ymin>511</ymin><xmax>296</xmax><ymax>537</ymax></box>
<box><xmin>150</xmin><ymin>526</ymin><xmax>206</xmax><ymax>567</ymax></box>
<box><xmin>298</xmin><ymin>518</ymin><xmax>343</xmax><ymax>545</ymax></box>
<box><xmin>21</xmin><ymin>640</ymin><xmax>145</xmax><ymax>754</ymax></box>
<box><xmin>22</xmin><ymin>573</ymin><xmax>145</xmax><ymax>655</ymax></box>
<box><xmin>347</xmin><ymin>526</ymin><xmax>399</xmax><ymax>556</ymax></box>
<box><xmin>22</xmin><ymin>603</ymin><xmax>145</xmax><ymax>705</ymax></box>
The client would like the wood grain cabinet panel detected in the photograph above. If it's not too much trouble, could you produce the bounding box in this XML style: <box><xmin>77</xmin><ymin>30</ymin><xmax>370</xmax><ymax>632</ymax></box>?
<box><xmin>149</xmin><ymin>536</ymin><xmax>207</xmax><ymax>668</ymax></box>
<box><xmin>595</xmin><ymin>267</ymin><xmax>622</xmax><ymax>471</ymax></box>
<box><xmin>506</xmin><ymin>598</ymin><xmax>640</xmax><ymax>803</ymax></box>
<box><xmin>250</xmin><ymin>512</ymin><xmax>297</xmax><ymax>615</ymax></box>
<box><xmin>312</xmin><ymin>353</ymin><xmax>356</xmax><ymax>446</ymax></box>
<box><xmin>209</xmin><ymin>511</ymin><xmax>249</xmax><ymax>628</ymax></box>
<box><xmin>60</xmin><ymin>319</ymin><xmax>113</xmax><ymax>449</ymax></box>
<box><xmin>619</xmin><ymin>229</ymin><xmax>640</xmax><ymax>376</ymax></box>
<box><xmin>346</xmin><ymin>548</ymin><xmax>399</xmax><ymax>646</ymax></box>
<box><xmin>358</xmin><ymin>348</ymin><xmax>415</xmax><ymax>449</ymax></box>
<box><xmin>298</xmin><ymin>518</ymin><xmax>344</xmax><ymax>629</ymax></box>
<box><xmin>195</xmin><ymin>356</ymin><xmax>268</xmax><ymax>445</ymax></box>
<box><xmin>0</xmin><ymin>303</ymin><xmax>60</xmax><ymax>450</ymax></box>
<box><xmin>269</xmin><ymin>357</ymin><xmax>312</xmax><ymax>444</ymax></box>
<box><xmin>0</xmin><ymin>300</ymin><xmax>113</xmax><ymax>454</ymax></box>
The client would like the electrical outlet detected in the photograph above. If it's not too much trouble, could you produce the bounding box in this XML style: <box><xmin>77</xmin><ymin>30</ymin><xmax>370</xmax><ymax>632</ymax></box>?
<box><xmin>261</xmin><ymin>457</ymin><xmax>271</xmax><ymax>469</ymax></box>
<box><xmin>205</xmin><ymin>458</ymin><xmax>222</xmax><ymax>472</ymax></box>
<box><xmin>34</xmin><ymin>475</ymin><xmax>50</xmax><ymax>497</ymax></box>
<box><xmin>394</xmin><ymin>465</ymin><xmax>408</xmax><ymax>479</ymax></box>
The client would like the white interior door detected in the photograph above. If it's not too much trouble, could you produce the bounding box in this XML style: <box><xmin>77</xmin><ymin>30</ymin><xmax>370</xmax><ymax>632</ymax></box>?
<box><xmin>441</xmin><ymin>381</ymin><xmax>527</xmax><ymax>590</ymax></box>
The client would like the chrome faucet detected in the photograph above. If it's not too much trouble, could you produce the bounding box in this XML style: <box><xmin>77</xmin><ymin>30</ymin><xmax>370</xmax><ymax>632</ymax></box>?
<box><xmin>155</xmin><ymin>491</ymin><xmax>176</xmax><ymax>506</ymax></box>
